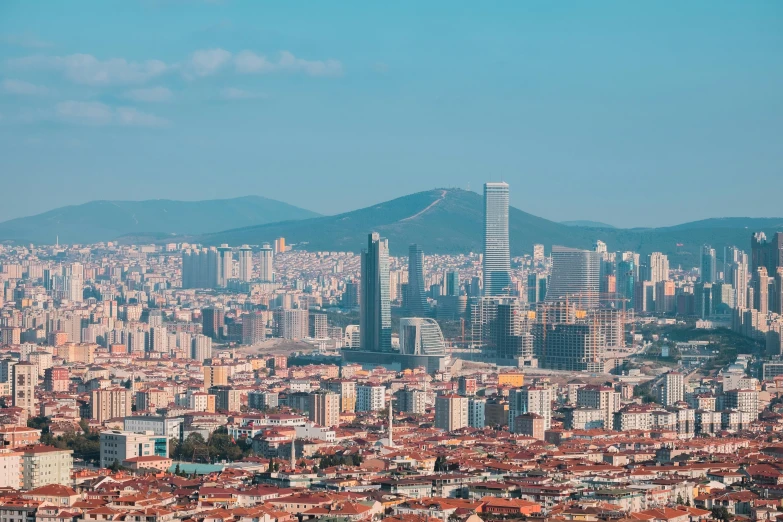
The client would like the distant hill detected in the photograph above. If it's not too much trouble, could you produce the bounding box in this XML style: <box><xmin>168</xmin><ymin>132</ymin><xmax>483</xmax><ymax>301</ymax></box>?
<box><xmin>0</xmin><ymin>196</ymin><xmax>320</xmax><ymax>244</ymax></box>
<box><xmin>664</xmin><ymin>217</ymin><xmax>783</xmax><ymax>231</ymax></box>
<box><xmin>200</xmin><ymin>189</ymin><xmax>783</xmax><ymax>268</ymax></box>
<box><xmin>561</xmin><ymin>220</ymin><xmax>617</xmax><ymax>229</ymax></box>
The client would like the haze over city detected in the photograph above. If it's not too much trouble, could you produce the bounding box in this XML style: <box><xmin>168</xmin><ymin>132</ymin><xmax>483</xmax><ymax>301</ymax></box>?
<box><xmin>2</xmin><ymin>3</ymin><xmax>783</xmax><ymax>522</ymax></box>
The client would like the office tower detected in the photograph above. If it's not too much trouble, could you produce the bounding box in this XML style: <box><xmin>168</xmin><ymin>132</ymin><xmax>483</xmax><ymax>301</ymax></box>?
<box><xmin>12</xmin><ymin>362</ymin><xmax>36</xmax><ymax>417</ymax></box>
<box><xmin>241</xmin><ymin>313</ymin><xmax>266</xmax><ymax>345</ymax></box>
<box><xmin>655</xmin><ymin>281</ymin><xmax>676</xmax><ymax>314</ymax></box>
<box><xmin>775</xmin><ymin>268</ymin><xmax>783</xmax><ymax>315</ymax></box>
<box><xmin>729</xmin><ymin>249</ymin><xmax>750</xmax><ymax>310</ymax></box>
<box><xmin>646</xmin><ymin>252</ymin><xmax>669</xmax><ymax>284</ymax></box>
<box><xmin>616</xmin><ymin>258</ymin><xmax>635</xmax><ymax>302</ymax></box>
<box><xmin>542</xmin><ymin>323</ymin><xmax>604</xmax><ymax>372</ymax></box>
<box><xmin>203</xmin><ymin>365</ymin><xmax>228</xmax><ymax>389</ymax></box>
<box><xmin>274</xmin><ymin>237</ymin><xmax>286</xmax><ymax>254</ymax></box>
<box><xmin>309</xmin><ymin>312</ymin><xmax>328</xmax><ymax>339</ymax></box>
<box><xmin>216</xmin><ymin>244</ymin><xmax>232</xmax><ymax>287</ymax></box>
<box><xmin>356</xmin><ymin>385</ymin><xmax>385</xmax><ymax>412</ymax></box>
<box><xmin>360</xmin><ymin>233</ymin><xmax>391</xmax><ymax>352</ymax></box>
<box><xmin>509</xmin><ymin>385</ymin><xmax>552</xmax><ymax>431</ymax></box>
<box><xmin>494</xmin><ymin>300</ymin><xmax>534</xmax><ymax>362</ymax></box>
<box><xmin>660</xmin><ymin>371</ymin><xmax>684</xmax><ymax>406</ymax></box>
<box><xmin>694</xmin><ymin>283</ymin><xmax>714</xmax><ymax>318</ymax></box>
<box><xmin>634</xmin><ymin>281</ymin><xmax>655</xmax><ymax>312</ymax></box>
<box><xmin>399</xmin><ymin>318</ymin><xmax>446</xmax><ymax>356</ymax></box>
<box><xmin>309</xmin><ymin>390</ymin><xmax>340</xmax><ymax>428</ymax></box>
<box><xmin>754</xmin><ymin>267</ymin><xmax>770</xmax><ymax>314</ymax></box>
<box><xmin>202</xmin><ymin>307</ymin><xmax>224</xmax><ymax>339</ymax></box>
<box><xmin>191</xmin><ymin>334</ymin><xmax>212</xmax><ymax>362</ymax></box>
<box><xmin>274</xmin><ymin>309</ymin><xmax>308</xmax><ymax>339</ymax></box>
<box><xmin>483</xmin><ymin>182</ymin><xmax>511</xmax><ymax>296</ymax></box>
<box><xmin>701</xmin><ymin>245</ymin><xmax>717</xmax><ymax>283</ymax></box>
<box><xmin>259</xmin><ymin>243</ymin><xmax>274</xmax><ymax>282</ymax></box>
<box><xmin>752</xmin><ymin>232</ymin><xmax>783</xmax><ymax>276</ymax></box>
<box><xmin>547</xmin><ymin>246</ymin><xmax>601</xmax><ymax>308</ymax></box>
<box><xmin>434</xmin><ymin>394</ymin><xmax>469</xmax><ymax>432</ymax></box>
<box><xmin>527</xmin><ymin>273</ymin><xmax>547</xmax><ymax>304</ymax></box>
<box><xmin>712</xmin><ymin>283</ymin><xmax>735</xmax><ymax>313</ymax></box>
<box><xmin>445</xmin><ymin>271</ymin><xmax>460</xmax><ymax>297</ymax></box>
<box><xmin>406</xmin><ymin>244</ymin><xmax>427</xmax><ymax>316</ymax></box>
<box><xmin>91</xmin><ymin>388</ymin><xmax>132</xmax><ymax>423</ymax></box>
<box><xmin>238</xmin><ymin>245</ymin><xmax>253</xmax><ymax>282</ymax></box>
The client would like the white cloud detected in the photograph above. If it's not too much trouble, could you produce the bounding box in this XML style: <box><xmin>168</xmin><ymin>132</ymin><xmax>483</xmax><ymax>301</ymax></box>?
<box><xmin>234</xmin><ymin>50</ymin><xmax>342</xmax><ymax>77</ymax></box>
<box><xmin>9</xmin><ymin>54</ymin><xmax>168</xmax><ymax>86</ymax></box>
<box><xmin>55</xmin><ymin>100</ymin><xmax>168</xmax><ymax>127</ymax></box>
<box><xmin>124</xmin><ymin>86</ymin><xmax>172</xmax><ymax>102</ymax></box>
<box><xmin>188</xmin><ymin>48</ymin><xmax>232</xmax><ymax>77</ymax></box>
<box><xmin>2</xmin><ymin>79</ymin><xmax>49</xmax><ymax>96</ymax></box>
<box><xmin>220</xmin><ymin>87</ymin><xmax>265</xmax><ymax>100</ymax></box>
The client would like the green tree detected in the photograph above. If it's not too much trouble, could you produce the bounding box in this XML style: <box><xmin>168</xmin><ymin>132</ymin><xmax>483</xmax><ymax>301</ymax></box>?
<box><xmin>711</xmin><ymin>507</ymin><xmax>730</xmax><ymax>522</ymax></box>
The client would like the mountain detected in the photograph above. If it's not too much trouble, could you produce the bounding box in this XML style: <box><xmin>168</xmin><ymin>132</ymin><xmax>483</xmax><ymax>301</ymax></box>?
<box><xmin>561</xmin><ymin>220</ymin><xmax>616</xmax><ymax>229</ymax></box>
<box><xmin>664</xmin><ymin>217</ymin><xmax>783</xmax><ymax>231</ymax></box>
<box><xmin>200</xmin><ymin>189</ymin><xmax>783</xmax><ymax>267</ymax></box>
<box><xmin>0</xmin><ymin>196</ymin><xmax>320</xmax><ymax>244</ymax></box>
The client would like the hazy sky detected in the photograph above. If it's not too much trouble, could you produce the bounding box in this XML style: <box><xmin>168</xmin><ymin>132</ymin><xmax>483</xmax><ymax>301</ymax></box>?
<box><xmin>1</xmin><ymin>1</ymin><xmax>781</xmax><ymax>227</ymax></box>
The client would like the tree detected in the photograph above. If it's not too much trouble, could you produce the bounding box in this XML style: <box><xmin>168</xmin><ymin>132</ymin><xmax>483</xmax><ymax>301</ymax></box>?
<box><xmin>676</xmin><ymin>494</ymin><xmax>684</xmax><ymax>505</ymax></box>
<box><xmin>711</xmin><ymin>507</ymin><xmax>730</xmax><ymax>522</ymax></box>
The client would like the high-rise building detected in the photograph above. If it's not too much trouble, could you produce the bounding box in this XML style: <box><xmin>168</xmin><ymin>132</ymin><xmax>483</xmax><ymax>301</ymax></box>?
<box><xmin>12</xmin><ymin>362</ymin><xmax>36</xmax><ymax>417</ymax></box>
<box><xmin>754</xmin><ymin>267</ymin><xmax>770</xmax><ymax>314</ymax></box>
<box><xmin>701</xmin><ymin>245</ymin><xmax>717</xmax><ymax>283</ymax></box>
<box><xmin>483</xmin><ymin>182</ymin><xmax>511</xmax><ymax>296</ymax></box>
<box><xmin>191</xmin><ymin>334</ymin><xmax>212</xmax><ymax>362</ymax></box>
<box><xmin>542</xmin><ymin>323</ymin><xmax>604</xmax><ymax>372</ymax></box>
<box><xmin>356</xmin><ymin>385</ymin><xmax>385</xmax><ymax>412</ymax></box>
<box><xmin>91</xmin><ymin>388</ymin><xmax>132</xmax><ymax>423</ymax></box>
<box><xmin>44</xmin><ymin>366</ymin><xmax>69</xmax><ymax>392</ymax></box>
<box><xmin>646</xmin><ymin>252</ymin><xmax>669</xmax><ymax>284</ymax></box>
<box><xmin>238</xmin><ymin>245</ymin><xmax>253</xmax><ymax>282</ymax></box>
<box><xmin>752</xmin><ymin>232</ymin><xmax>783</xmax><ymax>276</ymax></box>
<box><xmin>434</xmin><ymin>394</ymin><xmax>469</xmax><ymax>432</ymax></box>
<box><xmin>360</xmin><ymin>233</ymin><xmax>391</xmax><ymax>352</ymax></box>
<box><xmin>728</xmin><ymin>248</ymin><xmax>750</xmax><ymax>310</ymax></box>
<box><xmin>468</xmin><ymin>397</ymin><xmax>486</xmax><ymax>428</ymax></box>
<box><xmin>655</xmin><ymin>281</ymin><xmax>676</xmax><ymax>314</ymax></box>
<box><xmin>399</xmin><ymin>318</ymin><xmax>446</xmax><ymax>356</ymax></box>
<box><xmin>533</xmin><ymin>244</ymin><xmax>545</xmax><ymax>263</ymax></box>
<box><xmin>406</xmin><ymin>244</ymin><xmax>428</xmax><ymax>316</ymax></box>
<box><xmin>216</xmin><ymin>244</ymin><xmax>232</xmax><ymax>287</ymax></box>
<box><xmin>309</xmin><ymin>312</ymin><xmax>328</xmax><ymax>339</ymax></box>
<box><xmin>259</xmin><ymin>243</ymin><xmax>274</xmax><ymax>282</ymax></box>
<box><xmin>547</xmin><ymin>246</ymin><xmax>601</xmax><ymax>309</ymax></box>
<box><xmin>509</xmin><ymin>385</ymin><xmax>552</xmax><ymax>431</ymax></box>
<box><xmin>274</xmin><ymin>237</ymin><xmax>286</xmax><ymax>254</ymax></box>
<box><xmin>242</xmin><ymin>313</ymin><xmax>266</xmax><ymax>345</ymax></box>
<box><xmin>203</xmin><ymin>365</ymin><xmax>228</xmax><ymax>389</ymax></box>
<box><xmin>64</xmin><ymin>262</ymin><xmax>83</xmax><ymax>302</ymax></box>
<box><xmin>274</xmin><ymin>309</ymin><xmax>308</xmax><ymax>340</ymax></box>
<box><xmin>616</xmin><ymin>258</ymin><xmax>635</xmax><ymax>303</ymax></box>
<box><xmin>202</xmin><ymin>307</ymin><xmax>224</xmax><ymax>339</ymax></box>
<box><xmin>775</xmin><ymin>268</ymin><xmax>783</xmax><ymax>315</ymax></box>
<box><xmin>210</xmin><ymin>385</ymin><xmax>242</xmax><ymax>412</ymax></box>
<box><xmin>577</xmin><ymin>385</ymin><xmax>620</xmax><ymax>430</ymax></box>
<box><xmin>494</xmin><ymin>300</ymin><xmax>534</xmax><ymax>363</ymax></box>
<box><xmin>324</xmin><ymin>380</ymin><xmax>357</xmax><ymax>413</ymax></box>
<box><xmin>397</xmin><ymin>388</ymin><xmax>426</xmax><ymax>415</ymax></box>
<box><xmin>182</xmin><ymin>247</ymin><xmax>219</xmax><ymax>289</ymax></box>
<box><xmin>309</xmin><ymin>390</ymin><xmax>340</xmax><ymax>428</ymax></box>
<box><xmin>661</xmin><ymin>371</ymin><xmax>684</xmax><ymax>406</ymax></box>
<box><xmin>527</xmin><ymin>273</ymin><xmax>547</xmax><ymax>304</ymax></box>
<box><xmin>445</xmin><ymin>271</ymin><xmax>460</xmax><ymax>297</ymax></box>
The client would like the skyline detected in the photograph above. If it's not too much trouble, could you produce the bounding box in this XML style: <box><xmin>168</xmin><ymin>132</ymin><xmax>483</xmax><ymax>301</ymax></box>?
<box><xmin>2</xmin><ymin>1</ymin><xmax>782</xmax><ymax>226</ymax></box>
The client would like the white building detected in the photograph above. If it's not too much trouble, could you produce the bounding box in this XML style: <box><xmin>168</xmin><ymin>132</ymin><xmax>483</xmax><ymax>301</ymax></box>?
<box><xmin>509</xmin><ymin>386</ymin><xmax>552</xmax><ymax>431</ymax></box>
<box><xmin>123</xmin><ymin>416</ymin><xmax>183</xmax><ymax>441</ymax></box>
<box><xmin>100</xmin><ymin>430</ymin><xmax>167</xmax><ymax>468</ymax></box>
<box><xmin>0</xmin><ymin>451</ymin><xmax>21</xmax><ymax>489</ymax></box>
<box><xmin>468</xmin><ymin>397</ymin><xmax>486</xmax><ymax>428</ymax></box>
<box><xmin>357</xmin><ymin>385</ymin><xmax>385</xmax><ymax>412</ymax></box>
<box><xmin>22</xmin><ymin>447</ymin><xmax>73</xmax><ymax>489</ymax></box>
<box><xmin>661</xmin><ymin>372</ymin><xmax>684</xmax><ymax>406</ymax></box>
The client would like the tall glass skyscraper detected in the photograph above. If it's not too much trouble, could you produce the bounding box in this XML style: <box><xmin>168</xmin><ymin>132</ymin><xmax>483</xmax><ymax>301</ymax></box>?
<box><xmin>546</xmin><ymin>246</ymin><xmax>601</xmax><ymax>309</ymax></box>
<box><xmin>483</xmin><ymin>182</ymin><xmax>511</xmax><ymax>296</ymax></box>
<box><xmin>406</xmin><ymin>244</ymin><xmax>428</xmax><ymax>316</ymax></box>
<box><xmin>701</xmin><ymin>245</ymin><xmax>717</xmax><ymax>283</ymax></box>
<box><xmin>361</xmin><ymin>232</ymin><xmax>392</xmax><ymax>352</ymax></box>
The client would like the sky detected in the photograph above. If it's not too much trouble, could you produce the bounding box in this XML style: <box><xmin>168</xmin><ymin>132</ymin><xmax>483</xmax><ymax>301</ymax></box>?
<box><xmin>0</xmin><ymin>1</ymin><xmax>781</xmax><ymax>227</ymax></box>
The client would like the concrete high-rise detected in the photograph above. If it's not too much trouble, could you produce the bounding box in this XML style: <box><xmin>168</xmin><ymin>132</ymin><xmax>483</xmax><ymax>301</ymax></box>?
<box><xmin>242</xmin><ymin>313</ymin><xmax>266</xmax><ymax>345</ymax></box>
<box><xmin>729</xmin><ymin>248</ymin><xmax>750</xmax><ymax>310</ymax></box>
<box><xmin>202</xmin><ymin>307</ymin><xmax>224</xmax><ymax>339</ymax></box>
<box><xmin>360</xmin><ymin>233</ymin><xmax>391</xmax><ymax>352</ymax></box>
<box><xmin>434</xmin><ymin>394</ymin><xmax>469</xmax><ymax>432</ymax></box>
<box><xmin>509</xmin><ymin>385</ymin><xmax>552</xmax><ymax>431</ymax></box>
<box><xmin>527</xmin><ymin>273</ymin><xmax>547</xmax><ymax>304</ymax></box>
<box><xmin>12</xmin><ymin>362</ymin><xmax>36</xmax><ymax>417</ymax></box>
<box><xmin>64</xmin><ymin>262</ymin><xmax>83</xmax><ymax>302</ymax></box>
<box><xmin>406</xmin><ymin>244</ymin><xmax>427</xmax><ymax>316</ymax></box>
<box><xmin>191</xmin><ymin>334</ymin><xmax>212</xmax><ymax>362</ymax></box>
<box><xmin>660</xmin><ymin>371</ymin><xmax>684</xmax><ymax>406</ymax></box>
<box><xmin>701</xmin><ymin>245</ymin><xmax>717</xmax><ymax>283</ymax></box>
<box><xmin>754</xmin><ymin>267</ymin><xmax>770</xmax><ymax>314</ymax></box>
<box><xmin>483</xmin><ymin>182</ymin><xmax>511</xmax><ymax>296</ymax></box>
<box><xmin>646</xmin><ymin>252</ymin><xmax>669</xmax><ymax>284</ymax></box>
<box><xmin>547</xmin><ymin>246</ymin><xmax>601</xmax><ymax>309</ymax></box>
<box><xmin>259</xmin><ymin>243</ymin><xmax>274</xmax><ymax>282</ymax></box>
<box><xmin>238</xmin><ymin>245</ymin><xmax>253</xmax><ymax>282</ymax></box>
<box><xmin>752</xmin><ymin>232</ymin><xmax>783</xmax><ymax>276</ymax></box>
<box><xmin>216</xmin><ymin>244</ymin><xmax>232</xmax><ymax>287</ymax></box>
<box><xmin>309</xmin><ymin>390</ymin><xmax>340</xmax><ymax>428</ymax></box>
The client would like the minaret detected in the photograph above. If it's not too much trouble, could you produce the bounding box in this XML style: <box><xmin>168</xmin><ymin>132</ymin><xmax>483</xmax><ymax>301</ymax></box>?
<box><xmin>290</xmin><ymin>436</ymin><xmax>296</xmax><ymax>470</ymax></box>
<box><xmin>388</xmin><ymin>396</ymin><xmax>394</xmax><ymax>447</ymax></box>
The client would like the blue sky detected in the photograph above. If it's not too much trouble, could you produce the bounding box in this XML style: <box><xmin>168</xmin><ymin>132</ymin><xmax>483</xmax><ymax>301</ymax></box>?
<box><xmin>1</xmin><ymin>1</ymin><xmax>781</xmax><ymax>227</ymax></box>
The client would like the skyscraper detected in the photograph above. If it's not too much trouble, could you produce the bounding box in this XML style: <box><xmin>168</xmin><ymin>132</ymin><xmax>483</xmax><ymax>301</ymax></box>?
<box><xmin>238</xmin><ymin>245</ymin><xmax>253</xmax><ymax>282</ymax></box>
<box><xmin>406</xmin><ymin>244</ymin><xmax>427</xmax><ymax>316</ymax></box>
<box><xmin>399</xmin><ymin>318</ymin><xmax>446</xmax><ymax>356</ymax></box>
<box><xmin>216</xmin><ymin>244</ymin><xmax>232</xmax><ymax>287</ymax></box>
<box><xmin>483</xmin><ymin>182</ymin><xmax>511</xmax><ymax>296</ymax></box>
<box><xmin>547</xmin><ymin>246</ymin><xmax>601</xmax><ymax>308</ymax></box>
<box><xmin>701</xmin><ymin>245</ymin><xmax>717</xmax><ymax>283</ymax></box>
<box><xmin>259</xmin><ymin>243</ymin><xmax>274</xmax><ymax>282</ymax></box>
<box><xmin>646</xmin><ymin>252</ymin><xmax>669</xmax><ymax>284</ymax></box>
<box><xmin>445</xmin><ymin>271</ymin><xmax>460</xmax><ymax>297</ymax></box>
<box><xmin>754</xmin><ymin>267</ymin><xmax>770</xmax><ymax>314</ymax></box>
<box><xmin>728</xmin><ymin>247</ymin><xmax>749</xmax><ymax>310</ymax></box>
<box><xmin>360</xmin><ymin>233</ymin><xmax>391</xmax><ymax>352</ymax></box>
